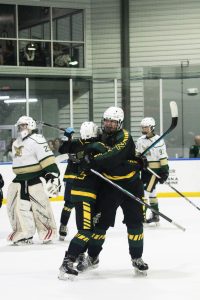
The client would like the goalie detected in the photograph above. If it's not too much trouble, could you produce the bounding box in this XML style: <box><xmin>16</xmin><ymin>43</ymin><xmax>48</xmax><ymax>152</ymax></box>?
<box><xmin>7</xmin><ymin>116</ymin><xmax>60</xmax><ymax>245</ymax></box>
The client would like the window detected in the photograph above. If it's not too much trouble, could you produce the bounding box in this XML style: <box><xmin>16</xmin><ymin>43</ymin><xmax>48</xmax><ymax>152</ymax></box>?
<box><xmin>0</xmin><ymin>4</ymin><xmax>85</xmax><ymax>68</ymax></box>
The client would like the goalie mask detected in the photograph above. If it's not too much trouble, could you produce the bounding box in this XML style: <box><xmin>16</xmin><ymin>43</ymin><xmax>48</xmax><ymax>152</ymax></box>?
<box><xmin>102</xmin><ymin>106</ymin><xmax>124</xmax><ymax>133</ymax></box>
<box><xmin>140</xmin><ymin>117</ymin><xmax>156</xmax><ymax>135</ymax></box>
<box><xmin>80</xmin><ymin>121</ymin><xmax>99</xmax><ymax>140</ymax></box>
<box><xmin>16</xmin><ymin>116</ymin><xmax>37</xmax><ymax>139</ymax></box>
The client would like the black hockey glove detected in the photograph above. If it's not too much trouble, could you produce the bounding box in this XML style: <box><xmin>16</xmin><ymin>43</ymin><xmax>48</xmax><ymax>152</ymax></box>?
<box><xmin>0</xmin><ymin>189</ymin><xmax>3</xmax><ymax>208</ymax></box>
<box><xmin>79</xmin><ymin>155</ymin><xmax>93</xmax><ymax>172</ymax></box>
<box><xmin>0</xmin><ymin>174</ymin><xmax>4</xmax><ymax>189</ymax></box>
<box><xmin>64</xmin><ymin>127</ymin><xmax>75</xmax><ymax>139</ymax></box>
<box><xmin>135</xmin><ymin>156</ymin><xmax>148</xmax><ymax>170</ymax></box>
<box><xmin>158</xmin><ymin>172</ymin><xmax>169</xmax><ymax>184</ymax></box>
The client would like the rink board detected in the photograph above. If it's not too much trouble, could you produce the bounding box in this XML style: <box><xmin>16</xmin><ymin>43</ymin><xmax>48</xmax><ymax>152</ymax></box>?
<box><xmin>1</xmin><ymin>158</ymin><xmax>200</xmax><ymax>202</ymax></box>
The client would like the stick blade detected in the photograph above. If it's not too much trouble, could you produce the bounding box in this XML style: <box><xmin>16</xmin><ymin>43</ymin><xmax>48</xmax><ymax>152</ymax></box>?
<box><xmin>170</xmin><ymin>101</ymin><xmax>178</xmax><ymax>118</ymax></box>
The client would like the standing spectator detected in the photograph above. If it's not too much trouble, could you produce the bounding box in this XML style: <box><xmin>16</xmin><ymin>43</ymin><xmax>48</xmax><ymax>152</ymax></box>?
<box><xmin>189</xmin><ymin>135</ymin><xmax>200</xmax><ymax>158</ymax></box>
<box><xmin>54</xmin><ymin>138</ymin><xmax>62</xmax><ymax>156</ymax></box>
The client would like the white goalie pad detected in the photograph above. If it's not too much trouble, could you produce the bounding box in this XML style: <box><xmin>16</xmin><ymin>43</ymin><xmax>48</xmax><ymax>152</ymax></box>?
<box><xmin>7</xmin><ymin>182</ymin><xmax>36</xmax><ymax>243</ymax></box>
<box><xmin>40</xmin><ymin>177</ymin><xmax>60</xmax><ymax>198</ymax></box>
<box><xmin>28</xmin><ymin>183</ymin><xmax>57</xmax><ymax>242</ymax></box>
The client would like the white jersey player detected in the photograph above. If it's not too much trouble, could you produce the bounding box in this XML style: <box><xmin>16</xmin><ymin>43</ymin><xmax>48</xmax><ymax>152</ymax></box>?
<box><xmin>7</xmin><ymin>116</ymin><xmax>60</xmax><ymax>245</ymax></box>
<box><xmin>136</xmin><ymin>117</ymin><xmax>169</xmax><ymax>223</ymax></box>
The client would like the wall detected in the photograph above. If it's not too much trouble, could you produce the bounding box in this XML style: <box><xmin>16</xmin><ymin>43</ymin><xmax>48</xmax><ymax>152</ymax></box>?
<box><xmin>90</xmin><ymin>0</ymin><xmax>122</xmax><ymax>125</ymax></box>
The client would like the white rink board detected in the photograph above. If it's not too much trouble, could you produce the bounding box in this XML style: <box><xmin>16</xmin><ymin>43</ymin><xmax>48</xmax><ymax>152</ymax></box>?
<box><xmin>1</xmin><ymin>158</ymin><xmax>200</xmax><ymax>199</ymax></box>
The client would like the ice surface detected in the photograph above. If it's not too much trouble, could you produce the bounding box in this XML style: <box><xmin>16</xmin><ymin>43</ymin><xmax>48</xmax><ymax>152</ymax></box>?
<box><xmin>0</xmin><ymin>198</ymin><xmax>199</xmax><ymax>300</ymax></box>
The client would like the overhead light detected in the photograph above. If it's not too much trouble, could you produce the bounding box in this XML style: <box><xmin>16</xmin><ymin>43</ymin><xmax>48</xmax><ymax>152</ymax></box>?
<box><xmin>187</xmin><ymin>88</ymin><xmax>199</xmax><ymax>96</ymax></box>
<box><xmin>0</xmin><ymin>96</ymin><xmax>10</xmax><ymax>100</ymax></box>
<box><xmin>4</xmin><ymin>98</ymin><xmax>38</xmax><ymax>103</ymax></box>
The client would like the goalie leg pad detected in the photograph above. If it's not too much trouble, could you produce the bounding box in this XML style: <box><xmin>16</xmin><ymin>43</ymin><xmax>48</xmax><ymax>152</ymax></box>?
<box><xmin>7</xmin><ymin>183</ymin><xmax>36</xmax><ymax>243</ymax></box>
<box><xmin>29</xmin><ymin>183</ymin><xmax>57</xmax><ymax>242</ymax></box>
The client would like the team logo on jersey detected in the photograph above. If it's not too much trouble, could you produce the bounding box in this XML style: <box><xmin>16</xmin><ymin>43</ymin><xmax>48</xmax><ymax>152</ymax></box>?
<box><xmin>14</xmin><ymin>146</ymin><xmax>24</xmax><ymax>157</ymax></box>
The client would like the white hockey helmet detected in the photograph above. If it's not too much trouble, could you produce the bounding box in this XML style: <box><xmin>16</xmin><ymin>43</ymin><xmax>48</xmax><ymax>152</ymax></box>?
<box><xmin>140</xmin><ymin>117</ymin><xmax>156</xmax><ymax>130</ymax></box>
<box><xmin>80</xmin><ymin>121</ymin><xmax>99</xmax><ymax>140</ymax></box>
<box><xmin>103</xmin><ymin>106</ymin><xmax>124</xmax><ymax>130</ymax></box>
<box><xmin>16</xmin><ymin>116</ymin><xmax>37</xmax><ymax>131</ymax></box>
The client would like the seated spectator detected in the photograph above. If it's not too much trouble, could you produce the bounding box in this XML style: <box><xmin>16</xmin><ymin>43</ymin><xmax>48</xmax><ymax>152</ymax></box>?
<box><xmin>189</xmin><ymin>135</ymin><xmax>200</xmax><ymax>158</ymax></box>
<box><xmin>54</xmin><ymin>43</ymin><xmax>71</xmax><ymax>67</ymax></box>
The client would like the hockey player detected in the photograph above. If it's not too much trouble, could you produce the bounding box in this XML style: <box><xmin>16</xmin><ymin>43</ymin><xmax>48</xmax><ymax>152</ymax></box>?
<box><xmin>0</xmin><ymin>173</ymin><xmax>4</xmax><ymax>208</ymax></box>
<box><xmin>58</xmin><ymin>121</ymin><xmax>108</xmax><ymax>279</ymax></box>
<box><xmin>75</xmin><ymin>107</ymin><xmax>148</xmax><ymax>275</ymax></box>
<box><xmin>58</xmin><ymin>127</ymin><xmax>82</xmax><ymax>241</ymax></box>
<box><xmin>136</xmin><ymin>117</ymin><xmax>169</xmax><ymax>223</ymax></box>
<box><xmin>7</xmin><ymin>116</ymin><xmax>60</xmax><ymax>245</ymax></box>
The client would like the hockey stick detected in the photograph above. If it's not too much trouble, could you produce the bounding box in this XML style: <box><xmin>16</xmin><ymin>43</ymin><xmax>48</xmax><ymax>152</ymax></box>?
<box><xmin>91</xmin><ymin>168</ymin><xmax>186</xmax><ymax>232</ymax></box>
<box><xmin>36</xmin><ymin>120</ymin><xmax>65</xmax><ymax>132</ymax></box>
<box><xmin>141</xmin><ymin>101</ymin><xmax>178</xmax><ymax>156</ymax></box>
<box><xmin>147</xmin><ymin>167</ymin><xmax>200</xmax><ymax>212</ymax></box>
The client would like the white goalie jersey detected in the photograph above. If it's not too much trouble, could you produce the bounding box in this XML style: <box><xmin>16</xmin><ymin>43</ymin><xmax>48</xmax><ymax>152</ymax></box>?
<box><xmin>12</xmin><ymin>133</ymin><xmax>56</xmax><ymax>181</ymax></box>
<box><xmin>136</xmin><ymin>134</ymin><xmax>168</xmax><ymax>169</ymax></box>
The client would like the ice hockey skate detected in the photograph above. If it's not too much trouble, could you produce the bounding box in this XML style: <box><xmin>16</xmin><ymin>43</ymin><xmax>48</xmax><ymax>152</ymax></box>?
<box><xmin>13</xmin><ymin>237</ymin><xmax>33</xmax><ymax>246</ymax></box>
<box><xmin>146</xmin><ymin>212</ymin><xmax>160</xmax><ymax>225</ymax></box>
<box><xmin>76</xmin><ymin>253</ymin><xmax>88</xmax><ymax>272</ymax></box>
<box><xmin>76</xmin><ymin>254</ymin><xmax>99</xmax><ymax>272</ymax></box>
<box><xmin>58</xmin><ymin>252</ymin><xmax>78</xmax><ymax>280</ymax></box>
<box><xmin>132</xmin><ymin>258</ymin><xmax>148</xmax><ymax>276</ymax></box>
<box><xmin>59</xmin><ymin>224</ymin><xmax>68</xmax><ymax>241</ymax></box>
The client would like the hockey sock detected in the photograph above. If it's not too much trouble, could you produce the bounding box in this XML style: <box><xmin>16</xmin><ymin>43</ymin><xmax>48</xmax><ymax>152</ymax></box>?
<box><xmin>68</xmin><ymin>229</ymin><xmax>93</xmax><ymax>258</ymax></box>
<box><xmin>87</xmin><ymin>228</ymin><xmax>106</xmax><ymax>258</ymax></box>
<box><xmin>127</xmin><ymin>226</ymin><xmax>144</xmax><ymax>259</ymax></box>
<box><xmin>60</xmin><ymin>205</ymin><xmax>73</xmax><ymax>225</ymax></box>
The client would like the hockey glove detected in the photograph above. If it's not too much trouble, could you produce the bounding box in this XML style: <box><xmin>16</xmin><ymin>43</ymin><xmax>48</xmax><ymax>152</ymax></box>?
<box><xmin>0</xmin><ymin>189</ymin><xmax>3</xmax><ymax>208</ymax></box>
<box><xmin>40</xmin><ymin>172</ymin><xmax>61</xmax><ymax>198</ymax></box>
<box><xmin>0</xmin><ymin>174</ymin><xmax>4</xmax><ymax>189</ymax></box>
<box><xmin>64</xmin><ymin>127</ymin><xmax>75</xmax><ymax>139</ymax></box>
<box><xmin>79</xmin><ymin>155</ymin><xmax>93</xmax><ymax>172</ymax></box>
<box><xmin>135</xmin><ymin>156</ymin><xmax>148</xmax><ymax>170</ymax></box>
<box><xmin>158</xmin><ymin>172</ymin><xmax>169</xmax><ymax>184</ymax></box>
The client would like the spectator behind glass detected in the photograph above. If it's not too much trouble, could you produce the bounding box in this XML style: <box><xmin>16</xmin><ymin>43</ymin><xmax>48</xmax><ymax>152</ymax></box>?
<box><xmin>2</xmin><ymin>41</ymin><xmax>16</xmax><ymax>65</ymax></box>
<box><xmin>3</xmin><ymin>138</ymin><xmax>16</xmax><ymax>161</ymax></box>
<box><xmin>53</xmin><ymin>138</ymin><xmax>62</xmax><ymax>156</ymax></box>
<box><xmin>189</xmin><ymin>135</ymin><xmax>200</xmax><ymax>158</ymax></box>
<box><xmin>22</xmin><ymin>42</ymin><xmax>46</xmax><ymax>66</ymax></box>
<box><xmin>48</xmin><ymin>139</ymin><xmax>55</xmax><ymax>153</ymax></box>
